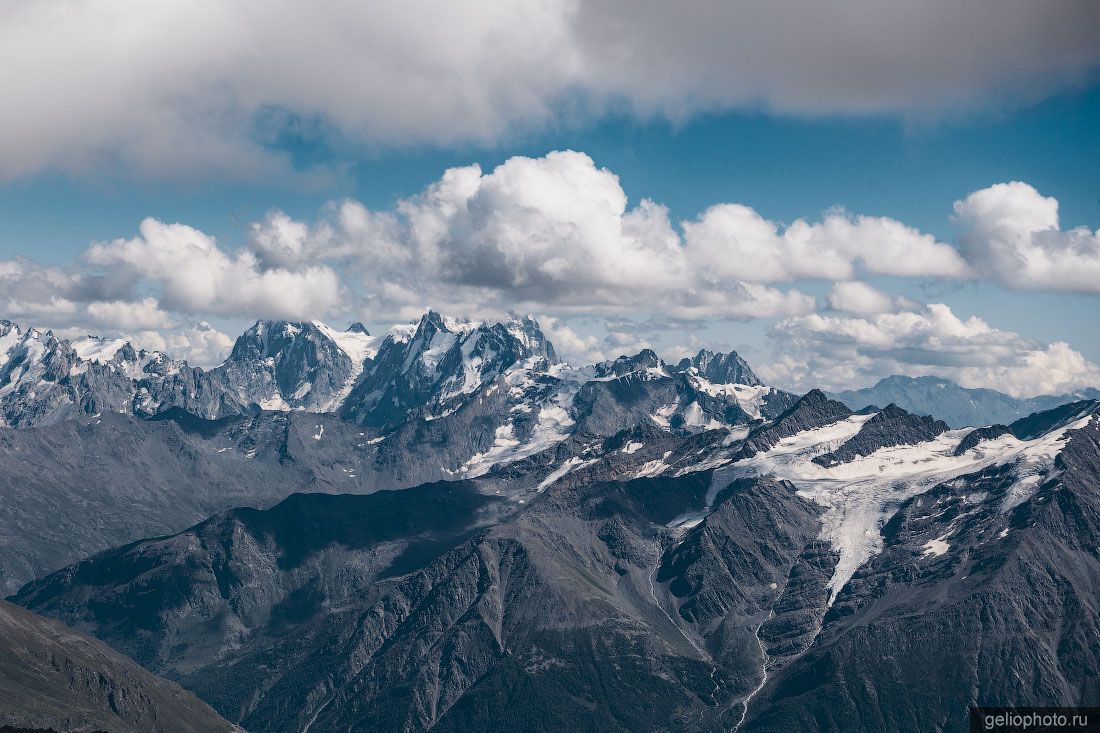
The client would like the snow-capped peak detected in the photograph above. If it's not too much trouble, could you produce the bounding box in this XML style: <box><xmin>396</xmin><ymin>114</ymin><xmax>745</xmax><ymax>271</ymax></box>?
<box><xmin>441</xmin><ymin>315</ymin><xmax>484</xmax><ymax>334</ymax></box>
<box><xmin>387</xmin><ymin>323</ymin><xmax>418</xmax><ymax>344</ymax></box>
<box><xmin>71</xmin><ymin>335</ymin><xmax>130</xmax><ymax>364</ymax></box>
<box><xmin>311</xmin><ymin>320</ymin><xmax>382</xmax><ymax>365</ymax></box>
<box><xmin>677</xmin><ymin>348</ymin><xmax>761</xmax><ymax>387</ymax></box>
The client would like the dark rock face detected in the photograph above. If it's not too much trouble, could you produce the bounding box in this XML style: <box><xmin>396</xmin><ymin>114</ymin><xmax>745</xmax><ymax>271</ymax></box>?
<box><xmin>0</xmin><ymin>339</ymin><xmax>789</xmax><ymax>596</ymax></box>
<box><xmin>8</xmin><ymin>465</ymin><xmax>836</xmax><ymax>732</ymax></box>
<box><xmin>953</xmin><ymin>424</ymin><xmax>1012</xmax><ymax>455</ymax></box>
<box><xmin>12</xmin><ymin>477</ymin><xmax>725</xmax><ymax>730</ymax></box>
<box><xmin>6</xmin><ymin>309</ymin><xmax>1100</xmax><ymax>733</ymax></box>
<box><xmin>737</xmin><ymin>390</ymin><xmax>854</xmax><ymax>458</ymax></box>
<box><xmin>1009</xmin><ymin>399</ymin><xmax>1097</xmax><ymax>440</ymax></box>
<box><xmin>657</xmin><ymin>477</ymin><xmax>827</xmax><ymax>631</ymax></box>
<box><xmin>0</xmin><ymin>389</ymin><xmax>626</xmax><ymax>595</ymax></box>
<box><xmin>829</xmin><ymin>374</ymin><xmax>1100</xmax><ymax>429</ymax></box>
<box><xmin>7</xmin><ymin>402</ymin><xmax>1100</xmax><ymax>732</ymax></box>
<box><xmin>213</xmin><ymin>320</ymin><xmax>360</xmax><ymax>412</ymax></box>
<box><xmin>594</xmin><ymin>348</ymin><xmax>664</xmax><ymax>378</ymax></box>
<box><xmin>571</xmin><ymin>369</ymin><xmax>682</xmax><ymax>435</ymax></box>
<box><xmin>572</xmin><ymin>358</ymin><xmax>795</xmax><ymax>438</ymax></box>
<box><xmin>0</xmin><ymin>600</ymin><xmax>234</xmax><ymax>733</ymax></box>
<box><xmin>139</xmin><ymin>319</ymin><xmax>379</xmax><ymax>417</ymax></box>
<box><xmin>677</xmin><ymin>349</ymin><xmax>763</xmax><ymax>387</ymax></box>
<box><xmin>0</xmin><ymin>319</ymin><xmax>361</xmax><ymax>427</ymax></box>
<box><xmin>0</xmin><ymin>324</ymin><xmax>151</xmax><ymax>427</ymax></box>
<box><xmin>2</xmin><ymin>315</ymin><xmax>791</xmax><ymax>455</ymax></box>
<box><xmin>0</xmin><ymin>410</ymin><xmax>380</xmax><ymax>594</ymax></box>
<box><xmin>812</xmin><ymin>404</ymin><xmax>949</xmax><ymax>467</ymax></box>
<box><xmin>0</xmin><ymin>313</ymin><xmax>556</xmax><ymax>430</ymax></box>
<box><xmin>339</xmin><ymin>312</ymin><xmax>556</xmax><ymax>428</ymax></box>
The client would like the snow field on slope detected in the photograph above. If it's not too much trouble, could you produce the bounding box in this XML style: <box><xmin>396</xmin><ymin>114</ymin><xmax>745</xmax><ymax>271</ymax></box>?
<box><xmin>458</xmin><ymin>361</ymin><xmax>584</xmax><ymax>478</ymax></box>
<box><xmin>689</xmin><ymin>375</ymin><xmax>772</xmax><ymax>420</ymax></box>
<box><xmin>712</xmin><ymin>412</ymin><xmax>1094</xmax><ymax>604</ymax></box>
<box><xmin>71</xmin><ymin>336</ymin><xmax>128</xmax><ymax>363</ymax></box>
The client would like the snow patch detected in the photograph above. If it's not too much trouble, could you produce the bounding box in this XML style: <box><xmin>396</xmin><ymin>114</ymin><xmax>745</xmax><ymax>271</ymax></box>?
<box><xmin>312</xmin><ymin>320</ymin><xmax>381</xmax><ymax>364</ymax></box>
<box><xmin>536</xmin><ymin>456</ymin><xmax>595</xmax><ymax>491</ymax></box>
<box><xmin>635</xmin><ymin>451</ymin><xmax>674</xmax><ymax>478</ymax></box>
<box><xmin>442</xmin><ymin>316</ymin><xmax>483</xmax><ymax>334</ymax></box>
<box><xmin>1001</xmin><ymin>474</ymin><xmax>1041</xmax><ymax>512</ymax></box>
<box><xmin>258</xmin><ymin>395</ymin><xmax>290</xmax><ymax>411</ymax></box>
<box><xmin>309</xmin><ymin>321</ymin><xmax>384</xmax><ymax>410</ymax></box>
<box><xmin>71</xmin><ymin>336</ymin><xmax>128</xmax><ymax>363</ymax></box>
<box><xmin>387</xmin><ymin>323</ymin><xmax>418</xmax><ymax>344</ymax></box>
<box><xmin>921</xmin><ymin>536</ymin><xmax>950</xmax><ymax>557</ymax></box>
<box><xmin>690</xmin><ymin>376</ymin><xmax>771</xmax><ymax>420</ymax></box>
<box><xmin>681</xmin><ymin>401</ymin><xmax>705</xmax><ymax>428</ymax></box>
<box><xmin>645</xmin><ymin>364</ymin><xmax>671</xmax><ymax>379</ymax></box>
<box><xmin>449</xmin><ymin>361</ymin><xmax>586</xmax><ymax>479</ymax></box>
<box><xmin>419</xmin><ymin>330</ymin><xmax>458</xmax><ymax>376</ymax></box>
<box><xmin>461</xmin><ymin>423</ymin><xmax>522</xmax><ymax>477</ymax></box>
<box><xmin>649</xmin><ymin>403</ymin><xmax>678</xmax><ymax>428</ymax></box>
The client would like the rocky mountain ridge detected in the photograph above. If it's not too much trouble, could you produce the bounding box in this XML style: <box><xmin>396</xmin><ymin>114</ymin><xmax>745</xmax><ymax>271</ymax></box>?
<box><xmin>5</xmin><ymin>309</ymin><xmax>1100</xmax><ymax>732</ymax></box>
<box><xmin>1</xmin><ymin>313</ymin><xmax>788</xmax><ymax>434</ymax></box>
<box><xmin>0</xmin><ymin>315</ymin><xmax>792</xmax><ymax>594</ymax></box>
<box><xmin>11</xmin><ymin>396</ymin><xmax>1099</xmax><ymax>732</ymax></box>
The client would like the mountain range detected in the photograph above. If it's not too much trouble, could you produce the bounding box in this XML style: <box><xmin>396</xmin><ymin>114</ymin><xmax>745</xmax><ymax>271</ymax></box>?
<box><xmin>829</xmin><ymin>374</ymin><xmax>1100</xmax><ymax>428</ymax></box>
<box><xmin>0</xmin><ymin>313</ymin><xmax>790</xmax><ymax>430</ymax></box>
<box><xmin>5</xmin><ymin>315</ymin><xmax>1093</xmax><ymax>436</ymax></box>
<box><xmin>2</xmin><ymin>312</ymin><xmax>1099</xmax><ymax>732</ymax></box>
<box><xmin>0</xmin><ymin>313</ymin><xmax>795</xmax><ymax>595</ymax></box>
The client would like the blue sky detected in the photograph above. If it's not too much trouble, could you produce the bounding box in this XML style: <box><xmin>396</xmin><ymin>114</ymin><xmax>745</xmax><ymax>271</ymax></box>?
<box><xmin>1</xmin><ymin>1</ymin><xmax>1098</xmax><ymax>396</ymax></box>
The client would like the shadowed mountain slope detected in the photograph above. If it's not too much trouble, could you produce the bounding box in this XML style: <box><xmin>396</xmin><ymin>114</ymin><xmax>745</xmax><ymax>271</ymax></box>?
<box><xmin>0</xmin><ymin>600</ymin><xmax>235</xmax><ymax>733</ymax></box>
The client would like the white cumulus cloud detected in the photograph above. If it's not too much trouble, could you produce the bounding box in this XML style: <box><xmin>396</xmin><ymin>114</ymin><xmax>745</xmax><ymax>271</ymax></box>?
<box><xmin>85</xmin><ymin>298</ymin><xmax>176</xmax><ymax>331</ymax></box>
<box><xmin>130</xmin><ymin>322</ymin><xmax>236</xmax><ymax>367</ymax></box>
<box><xmin>537</xmin><ymin>316</ymin><xmax>605</xmax><ymax>365</ymax></box>
<box><xmin>954</xmin><ymin>181</ymin><xmax>1100</xmax><ymax>293</ymax></box>
<box><xmin>683</xmin><ymin>205</ymin><xmax>971</xmax><ymax>282</ymax></box>
<box><xmin>86</xmin><ymin>218</ymin><xmax>344</xmax><ymax>320</ymax></box>
<box><xmin>826</xmin><ymin>281</ymin><xmax>918</xmax><ymax>316</ymax></box>
<box><xmin>247</xmin><ymin>151</ymin><xmax>817</xmax><ymax>321</ymax></box>
<box><xmin>1</xmin><ymin>155</ymin><xmax>1098</xmax><ymax>393</ymax></box>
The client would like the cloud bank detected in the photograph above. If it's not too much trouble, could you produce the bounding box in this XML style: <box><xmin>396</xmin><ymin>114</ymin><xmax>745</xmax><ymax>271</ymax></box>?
<box><xmin>765</xmin><ymin>296</ymin><xmax>1100</xmax><ymax>398</ymax></box>
<box><xmin>1</xmin><ymin>152</ymin><xmax>1097</xmax><ymax>393</ymax></box>
<box><xmin>1</xmin><ymin>1</ymin><xmax>1098</xmax><ymax>180</ymax></box>
<box><xmin>243</xmin><ymin>151</ymin><xmax>820</xmax><ymax>320</ymax></box>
